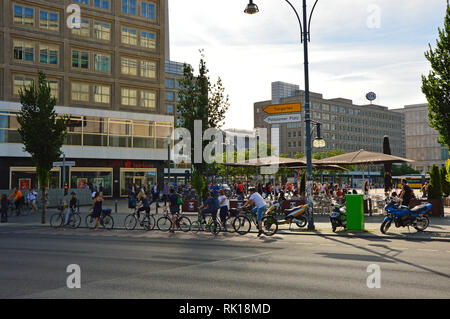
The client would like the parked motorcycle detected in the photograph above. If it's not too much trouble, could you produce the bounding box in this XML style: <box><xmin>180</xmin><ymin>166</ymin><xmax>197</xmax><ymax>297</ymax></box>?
<box><xmin>380</xmin><ymin>199</ymin><xmax>431</xmax><ymax>234</ymax></box>
<box><xmin>330</xmin><ymin>202</ymin><xmax>346</xmax><ymax>232</ymax></box>
<box><xmin>269</xmin><ymin>201</ymin><xmax>308</xmax><ymax>229</ymax></box>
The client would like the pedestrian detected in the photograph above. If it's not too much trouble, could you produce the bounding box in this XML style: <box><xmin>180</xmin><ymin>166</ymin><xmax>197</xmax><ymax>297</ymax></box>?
<box><xmin>242</xmin><ymin>187</ymin><xmax>267</xmax><ymax>237</ymax></box>
<box><xmin>1</xmin><ymin>194</ymin><xmax>8</xmax><ymax>223</ymax></box>
<box><xmin>65</xmin><ymin>192</ymin><xmax>78</xmax><ymax>226</ymax></box>
<box><xmin>218</xmin><ymin>189</ymin><xmax>229</xmax><ymax>227</ymax></box>
<box><xmin>98</xmin><ymin>183</ymin><xmax>104</xmax><ymax>194</ymax></box>
<box><xmin>90</xmin><ymin>192</ymin><xmax>103</xmax><ymax>230</ymax></box>
<box><xmin>163</xmin><ymin>183</ymin><xmax>169</xmax><ymax>206</ymax></box>
<box><xmin>363</xmin><ymin>181</ymin><xmax>372</xmax><ymax>216</ymax></box>
<box><xmin>27</xmin><ymin>187</ymin><xmax>38</xmax><ymax>213</ymax></box>
<box><xmin>150</xmin><ymin>183</ymin><xmax>160</xmax><ymax>208</ymax></box>
<box><xmin>421</xmin><ymin>182</ymin><xmax>428</xmax><ymax>198</ymax></box>
<box><xmin>399</xmin><ymin>178</ymin><xmax>415</xmax><ymax>207</ymax></box>
<box><xmin>8</xmin><ymin>187</ymin><xmax>24</xmax><ymax>216</ymax></box>
<box><xmin>199</xmin><ymin>192</ymin><xmax>219</xmax><ymax>225</ymax></box>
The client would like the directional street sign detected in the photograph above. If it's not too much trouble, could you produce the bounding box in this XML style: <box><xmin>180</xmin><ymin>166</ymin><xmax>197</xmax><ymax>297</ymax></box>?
<box><xmin>263</xmin><ymin>103</ymin><xmax>301</xmax><ymax>115</ymax></box>
<box><xmin>263</xmin><ymin>114</ymin><xmax>302</xmax><ymax>125</ymax></box>
<box><xmin>53</xmin><ymin>161</ymin><xmax>76</xmax><ymax>167</ymax></box>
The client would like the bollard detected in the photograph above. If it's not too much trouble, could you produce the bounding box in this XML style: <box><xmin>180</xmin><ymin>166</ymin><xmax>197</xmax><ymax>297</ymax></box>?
<box><xmin>114</xmin><ymin>199</ymin><xmax>118</xmax><ymax>214</ymax></box>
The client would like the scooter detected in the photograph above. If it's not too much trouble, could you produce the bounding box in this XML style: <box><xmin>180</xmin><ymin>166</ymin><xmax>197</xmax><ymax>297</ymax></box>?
<box><xmin>268</xmin><ymin>201</ymin><xmax>308</xmax><ymax>229</ymax></box>
<box><xmin>380</xmin><ymin>199</ymin><xmax>431</xmax><ymax>234</ymax></box>
<box><xmin>330</xmin><ymin>202</ymin><xmax>346</xmax><ymax>232</ymax></box>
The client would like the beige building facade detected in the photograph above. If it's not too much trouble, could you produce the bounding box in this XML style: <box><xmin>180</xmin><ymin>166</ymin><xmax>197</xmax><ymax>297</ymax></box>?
<box><xmin>393</xmin><ymin>103</ymin><xmax>449</xmax><ymax>173</ymax></box>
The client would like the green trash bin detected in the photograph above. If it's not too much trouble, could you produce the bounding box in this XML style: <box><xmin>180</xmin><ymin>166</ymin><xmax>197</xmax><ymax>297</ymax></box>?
<box><xmin>345</xmin><ymin>194</ymin><xmax>364</xmax><ymax>231</ymax></box>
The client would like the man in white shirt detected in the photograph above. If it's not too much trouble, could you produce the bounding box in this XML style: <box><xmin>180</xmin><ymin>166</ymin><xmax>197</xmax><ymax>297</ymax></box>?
<box><xmin>242</xmin><ymin>187</ymin><xmax>267</xmax><ymax>237</ymax></box>
<box><xmin>27</xmin><ymin>188</ymin><xmax>38</xmax><ymax>213</ymax></box>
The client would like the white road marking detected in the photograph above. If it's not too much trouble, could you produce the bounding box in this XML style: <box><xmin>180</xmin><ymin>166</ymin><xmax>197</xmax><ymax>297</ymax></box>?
<box><xmin>418</xmin><ymin>249</ymin><xmax>438</xmax><ymax>252</ymax></box>
<box><xmin>296</xmin><ymin>242</ymin><xmax>312</xmax><ymax>245</ymax></box>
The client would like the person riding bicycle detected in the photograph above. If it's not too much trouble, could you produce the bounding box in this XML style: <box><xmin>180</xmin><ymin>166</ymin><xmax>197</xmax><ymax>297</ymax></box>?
<box><xmin>137</xmin><ymin>189</ymin><xmax>151</xmax><ymax>218</ymax></box>
<box><xmin>168</xmin><ymin>188</ymin><xmax>181</xmax><ymax>233</ymax></box>
<box><xmin>242</xmin><ymin>187</ymin><xmax>267</xmax><ymax>237</ymax></box>
<box><xmin>64</xmin><ymin>192</ymin><xmax>78</xmax><ymax>226</ymax></box>
<box><xmin>27</xmin><ymin>187</ymin><xmax>38</xmax><ymax>213</ymax></box>
<box><xmin>8</xmin><ymin>187</ymin><xmax>24</xmax><ymax>216</ymax></box>
<box><xmin>199</xmin><ymin>192</ymin><xmax>219</xmax><ymax>225</ymax></box>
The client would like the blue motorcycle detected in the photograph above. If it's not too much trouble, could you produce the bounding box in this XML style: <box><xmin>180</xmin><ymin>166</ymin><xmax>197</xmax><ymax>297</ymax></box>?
<box><xmin>380</xmin><ymin>199</ymin><xmax>432</xmax><ymax>234</ymax></box>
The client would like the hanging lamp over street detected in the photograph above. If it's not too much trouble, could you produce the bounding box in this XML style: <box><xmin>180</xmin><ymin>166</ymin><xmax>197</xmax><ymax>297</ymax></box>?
<box><xmin>244</xmin><ymin>0</ymin><xmax>259</xmax><ymax>14</ymax></box>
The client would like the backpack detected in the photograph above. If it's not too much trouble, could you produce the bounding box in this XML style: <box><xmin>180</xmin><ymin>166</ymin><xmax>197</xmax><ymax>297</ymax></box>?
<box><xmin>128</xmin><ymin>196</ymin><xmax>136</xmax><ymax>208</ymax></box>
<box><xmin>176</xmin><ymin>195</ymin><xmax>183</xmax><ymax>206</ymax></box>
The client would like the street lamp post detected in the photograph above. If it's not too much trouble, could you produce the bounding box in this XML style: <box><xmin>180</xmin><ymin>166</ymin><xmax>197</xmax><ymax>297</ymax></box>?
<box><xmin>244</xmin><ymin>0</ymin><xmax>319</xmax><ymax>230</ymax></box>
<box><xmin>167</xmin><ymin>136</ymin><xmax>171</xmax><ymax>186</ymax></box>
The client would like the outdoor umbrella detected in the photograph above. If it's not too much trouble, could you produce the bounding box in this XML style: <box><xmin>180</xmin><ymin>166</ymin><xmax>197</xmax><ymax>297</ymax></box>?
<box><xmin>314</xmin><ymin>149</ymin><xmax>414</xmax><ymax>182</ymax></box>
<box><xmin>383</xmin><ymin>136</ymin><xmax>393</xmax><ymax>192</ymax></box>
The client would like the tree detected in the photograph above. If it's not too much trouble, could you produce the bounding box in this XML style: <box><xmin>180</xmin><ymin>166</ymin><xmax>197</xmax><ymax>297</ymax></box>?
<box><xmin>391</xmin><ymin>163</ymin><xmax>421</xmax><ymax>176</ymax></box>
<box><xmin>422</xmin><ymin>2</ymin><xmax>450</xmax><ymax>148</ymax></box>
<box><xmin>440</xmin><ymin>165</ymin><xmax>450</xmax><ymax>197</ymax></box>
<box><xmin>17</xmin><ymin>71</ymin><xmax>68</xmax><ymax>224</ymax></box>
<box><xmin>428</xmin><ymin>165</ymin><xmax>442</xmax><ymax>199</ymax></box>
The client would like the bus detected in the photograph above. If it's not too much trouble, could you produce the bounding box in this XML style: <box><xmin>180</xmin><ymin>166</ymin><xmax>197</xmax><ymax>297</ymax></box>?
<box><xmin>392</xmin><ymin>174</ymin><xmax>430</xmax><ymax>189</ymax></box>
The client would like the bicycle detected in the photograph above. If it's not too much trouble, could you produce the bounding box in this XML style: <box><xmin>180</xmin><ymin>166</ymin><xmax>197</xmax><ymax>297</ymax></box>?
<box><xmin>232</xmin><ymin>206</ymin><xmax>278</xmax><ymax>236</ymax></box>
<box><xmin>7</xmin><ymin>199</ymin><xmax>27</xmax><ymax>217</ymax></box>
<box><xmin>156</xmin><ymin>207</ymin><xmax>191</xmax><ymax>232</ymax></box>
<box><xmin>191</xmin><ymin>213</ymin><xmax>220</xmax><ymax>235</ymax></box>
<box><xmin>50</xmin><ymin>207</ymin><xmax>81</xmax><ymax>229</ymax></box>
<box><xmin>86</xmin><ymin>208</ymin><xmax>114</xmax><ymax>230</ymax></box>
<box><xmin>124</xmin><ymin>206</ymin><xmax>156</xmax><ymax>231</ymax></box>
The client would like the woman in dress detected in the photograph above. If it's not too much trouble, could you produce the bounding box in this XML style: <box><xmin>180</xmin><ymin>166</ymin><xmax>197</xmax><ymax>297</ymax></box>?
<box><xmin>91</xmin><ymin>192</ymin><xmax>104</xmax><ymax>230</ymax></box>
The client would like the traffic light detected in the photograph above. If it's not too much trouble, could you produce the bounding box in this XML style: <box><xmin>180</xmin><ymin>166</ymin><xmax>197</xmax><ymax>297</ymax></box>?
<box><xmin>64</xmin><ymin>184</ymin><xmax>68</xmax><ymax>196</ymax></box>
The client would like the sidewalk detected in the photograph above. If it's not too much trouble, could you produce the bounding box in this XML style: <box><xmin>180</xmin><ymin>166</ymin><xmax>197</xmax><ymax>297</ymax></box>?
<box><xmin>2</xmin><ymin>199</ymin><xmax>450</xmax><ymax>241</ymax></box>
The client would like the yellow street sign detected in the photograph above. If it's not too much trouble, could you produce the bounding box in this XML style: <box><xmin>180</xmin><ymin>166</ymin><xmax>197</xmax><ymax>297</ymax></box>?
<box><xmin>263</xmin><ymin>103</ymin><xmax>301</xmax><ymax>115</ymax></box>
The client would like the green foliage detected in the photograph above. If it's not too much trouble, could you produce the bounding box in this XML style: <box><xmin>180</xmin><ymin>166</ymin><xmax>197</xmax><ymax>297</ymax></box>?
<box><xmin>447</xmin><ymin>159</ymin><xmax>450</xmax><ymax>183</ymax></box>
<box><xmin>421</xmin><ymin>2</ymin><xmax>450</xmax><ymax>148</ymax></box>
<box><xmin>300</xmin><ymin>170</ymin><xmax>306</xmax><ymax>196</ymax></box>
<box><xmin>440</xmin><ymin>165</ymin><xmax>450</xmax><ymax>196</ymax></box>
<box><xmin>17</xmin><ymin>71</ymin><xmax>68</xmax><ymax>223</ymax></box>
<box><xmin>428</xmin><ymin>165</ymin><xmax>443</xmax><ymax>199</ymax></box>
<box><xmin>177</xmin><ymin>50</ymin><xmax>230</xmax><ymax>176</ymax></box>
<box><xmin>392</xmin><ymin>163</ymin><xmax>421</xmax><ymax>176</ymax></box>
<box><xmin>191</xmin><ymin>170</ymin><xmax>207</xmax><ymax>201</ymax></box>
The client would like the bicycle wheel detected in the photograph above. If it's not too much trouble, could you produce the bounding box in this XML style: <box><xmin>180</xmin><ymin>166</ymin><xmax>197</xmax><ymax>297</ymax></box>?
<box><xmin>102</xmin><ymin>215</ymin><xmax>114</xmax><ymax>230</ymax></box>
<box><xmin>224</xmin><ymin>216</ymin><xmax>236</xmax><ymax>233</ymax></box>
<box><xmin>69</xmin><ymin>214</ymin><xmax>81</xmax><ymax>229</ymax></box>
<box><xmin>124</xmin><ymin>214</ymin><xmax>137</xmax><ymax>230</ymax></box>
<box><xmin>233</xmin><ymin>216</ymin><xmax>251</xmax><ymax>235</ymax></box>
<box><xmin>210</xmin><ymin>220</ymin><xmax>220</xmax><ymax>236</ymax></box>
<box><xmin>177</xmin><ymin>216</ymin><xmax>192</xmax><ymax>232</ymax></box>
<box><xmin>191</xmin><ymin>221</ymin><xmax>201</xmax><ymax>233</ymax></box>
<box><xmin>50</xmin><ymin>213</ymin><xmax>63</xmax><ymax>228</ymax></box>
<box><xmin>262</xmin><ymin>216</ymin><xmax>278</xmax><ymax>236</ymax></box>
<box><xmin>20</xmin><ymin>205</ymin><xmax>30</xmax><ymax>216</ymax></box>
<box><xmin>85</xmin><ymin>214</ymin><xmax>97</xmax><ymax>229</ymax></box>
<box><xmin>142</xmin><ymin>215</ymin><xmax>156</xmax><ymax>231</ymax></box>
<box><xmin>157</xmin><ymin>216</ymin><xmax>172</xmax><ymax>231</ymax></box>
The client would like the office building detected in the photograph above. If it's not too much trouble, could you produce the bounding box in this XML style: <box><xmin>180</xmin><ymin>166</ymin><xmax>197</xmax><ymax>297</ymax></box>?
<box><xmin>0</xmin><ymin>0</ymin><xmax>173</xmax><ymax>197</ymax></box>
<box><xmin>254</xmin><ymin>82</ymin><xmax>406</xmax><ymax>158</ymax></box>
<box><xmin>393</xmin><ymin>103</ymin><xmax>449</xmax><ymax>173</ymax></box>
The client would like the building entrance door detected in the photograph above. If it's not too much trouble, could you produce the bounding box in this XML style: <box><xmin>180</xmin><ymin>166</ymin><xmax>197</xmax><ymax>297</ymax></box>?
<box><xmin>133</xmin><ymin>176</ymin><xmax>145</xmax><ymax>189</ymax></box>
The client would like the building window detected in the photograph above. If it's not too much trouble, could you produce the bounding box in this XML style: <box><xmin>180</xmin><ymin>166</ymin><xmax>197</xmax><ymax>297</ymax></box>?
<box><xmin>121</xmin><ymin>88</ymin><xmax>137</xmax><ymax>106</ymax></box>
<box><xmin>288</xmin><ymin>132</ymin><xmax>291</xmax><ymax>138</ymax></box>
<box><xmin>288</xmin><ymin>142</ymin><xmax>291</xmax><ymax>148</ymax></box>
<box><xmin>71</xmin><ymin>82</ymin><xmax>90</xmax><ymax>102</ymax></box>
<box><xmin>141</xmin><ymin>60</ymin><xmax>156</xmax><ymax>78</ymax></box>
<box><xmin>121</xmin><ymin>27</ymin><xmax>138</xmax><ymax>45</ymax></box>
<box><xmin>13</xmin><ymin>40</ymin><xmax>34</xmax><ymax>62</ymax></box>
<box><xmin>122</xmin><ymin>0</ymin><xmax>137</xmax><ymax>15</ymax></box>
<box><xmin>72</xmin><ymin>50</ymin><xmax>89</xmax><ymax>69</ymax></box>
<box><xmin>322</xmin><ymin>104</ymin><xmax>329</xmax><ymax>111</ymax></box>
<box><xmin>141</xmin><ymin>2</ymin><xmax>156</xmax><ymax>19</ymax></box>
<box><xmin>121</xmin><ymin>57</ymin><xmax>138</xmax><ymax>76</ymax></box>
<box><xmin>39</xmin><ymin>10</ymin><xmax>58</xmax><ymax>31</ymax></box>
<box><xmin>166</xmin><ymin>79</ymin><xmax>174</xmax><ymax>88</ymax></box>
<box><xmin>39</xmin><ymin>44</ymin><xmax>58</xmax><ymax>65</ymax></box>
<box><xmin>14</xmin><ymin>4</ymin><xmax>34</xmax><ymax>26</ymax></box>
<box><xmin>140</xmin><ymin>31</ymin><xmax>156</xmax><ymax>49</ymax></box>
<box><xmin>94</xmin><ymin>85</ymin><xmax>110</xmax><ymax>104</ymax></box>
<box><xmin>13</xmin><ymin>75</ymin><xmax>34</xmax><ymax>95</ymax></box>
<box><xmin>47</xmin><ymin>80</ymin><xmax>59</xmax><ymax>100</ymax></box>
<box><xmin>167</xmin><ymin>105</ymin><xmax>174</xmax><ymax>114</ymax></box>
<box><xmin>166</xmin><ymin>92</ymin><xmax>174</xmax><ymax>101</ymax></box>
<box><xmin>94</xmin><ymin>0</ymin><xmax>110</xmax><ymax>9</ymax></box>
<box><xmin>73</xmin><ymin>0</ymin><xmax>89</xmax><ymax>4</ymax></box>
<box><xmin>140</xmin><ymin>90</ymin><xmax>156</xmax><ymax>109</ymax></box>
<box><xmin>293</xmin><ymin>132</ymin><xmax>296</xmax><ymax>137</ymax></box>
<box><xmin>72</xmin><ymin>18</ymin><xmax>90</xmax><ymax>37</ymax></box>
<box><xmin>94</xmin><ymin>53</ymin><xmax>111</xmax><ymax>72</ymax></box>
<box><xmin>177</xmin><ymin>80</ymin><xmax>183</xmax><ymax>89</ymax></box>
<box><xmin>94</xmin><ymin>22</ymin><xmax>111</xmax><ymax>41</ymax></box>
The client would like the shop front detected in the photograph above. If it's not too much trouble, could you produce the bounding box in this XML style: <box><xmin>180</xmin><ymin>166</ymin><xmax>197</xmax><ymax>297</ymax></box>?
<box><xmin>120</xmin><ymin>167</ymin><xmax>157</xmax><ymax>197</ymax></box>
<box><xmin>69</xmin><ymin>167</ymin><xmax>113</xmax><ymax>197</ymax></box>
<box><xmin>10</xmin><ymin>166</ymin><xmax>61</xmax><ymax>190</ymax></box>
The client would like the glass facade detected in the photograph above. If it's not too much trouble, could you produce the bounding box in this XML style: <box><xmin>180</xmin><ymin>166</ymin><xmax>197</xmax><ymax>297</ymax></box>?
<box><xmin>70</xmin><ymin>168</ymin><xmax>113</xmax><ymax>197</ymax></box>
<box><xmin>10</xmin><ymin>167</ymin><xmax>60</xmax><ymax>189</ymax></box>
<box><xmin>120</xmin><ymin>168</ymin><xmax>156</xmax><ymax>197</ymax></box>
<box><xmin>0</xmin><ymin>111</ymin><xmax>173</xmax><ymax>150</ymax></box>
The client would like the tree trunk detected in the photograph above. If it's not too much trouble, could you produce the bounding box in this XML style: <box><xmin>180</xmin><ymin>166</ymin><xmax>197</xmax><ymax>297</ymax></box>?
<box><xmin>41</xmin><ymin>186</ymin><xmax>46</xmax><ymax>224</ymax></box>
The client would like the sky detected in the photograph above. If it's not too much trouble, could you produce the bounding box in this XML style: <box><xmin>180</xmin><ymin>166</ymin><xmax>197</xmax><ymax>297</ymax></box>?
<box><xmin>168</xmin><ymin>0</ymin><xmax>448</xmax><ymax>130</ymax></box>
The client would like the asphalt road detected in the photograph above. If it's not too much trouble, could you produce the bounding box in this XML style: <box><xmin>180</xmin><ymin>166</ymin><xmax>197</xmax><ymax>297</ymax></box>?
<box><xmin>0</xmin><ymin>225</ymin><xmax>449</xmax><ymax>299</ymax></box>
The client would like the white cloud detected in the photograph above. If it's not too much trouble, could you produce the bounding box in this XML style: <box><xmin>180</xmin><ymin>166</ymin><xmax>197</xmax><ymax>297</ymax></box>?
<box><xmin>168</xmin><ymin>0</ymin><xmax>447</xmax><ymax>130</ymax></box>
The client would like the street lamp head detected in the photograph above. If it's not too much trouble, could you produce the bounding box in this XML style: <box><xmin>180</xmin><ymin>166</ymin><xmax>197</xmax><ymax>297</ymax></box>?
<box><xmin>244</xmin><ymin>0</ymin><xmax>259</xmax><ymax>14</ymax></box>
<box><xmin>313</xmin><ymin>138</ymin><xmax>326</xmax><ymax>148</ymax></box>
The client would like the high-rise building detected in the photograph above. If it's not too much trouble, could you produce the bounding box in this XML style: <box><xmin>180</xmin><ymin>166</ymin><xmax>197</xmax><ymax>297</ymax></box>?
<box><xmin>254</xmin><ymin>82</ymin><xmax>406</xmax><ymax>158</ymax></box>
<box><xmin>0</xmin><ymin>0</ymin><xmax>173</xmax><ymax>197</ymax></box>
<box><xmin>393</xmin><ymin>103</ymin><xmax>449</xmax><ymax>173</ymax></box>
